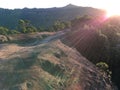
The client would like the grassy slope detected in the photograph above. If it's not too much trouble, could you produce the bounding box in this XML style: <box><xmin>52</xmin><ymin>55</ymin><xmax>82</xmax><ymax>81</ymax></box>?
<box><xmin>0</xmin><ymin>33</ymin><xmax>114</xmax><ymax>90</ymax></box>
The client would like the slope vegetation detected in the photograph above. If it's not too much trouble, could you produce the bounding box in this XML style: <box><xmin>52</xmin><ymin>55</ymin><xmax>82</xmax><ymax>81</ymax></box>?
<box><xmin>0</xmin><ymin>4</ymin><xmax>105</xmax><ymax>29</ymax></box>
<box><xmin>0</xmin><ymin>33</ymin><xmax>115</xmax><ymax>90</ymax></box>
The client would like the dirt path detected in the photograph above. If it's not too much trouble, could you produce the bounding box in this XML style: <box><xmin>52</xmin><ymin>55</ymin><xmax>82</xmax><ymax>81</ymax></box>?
<box><xmin>0</xmin><ymin>44</ymin><xmax>24</xmax><ymax>59</ymax></box>
<box><xmin>0</xmin><ymin>30</ymin><xmax>68</xmax><ymax>59</ymax></box>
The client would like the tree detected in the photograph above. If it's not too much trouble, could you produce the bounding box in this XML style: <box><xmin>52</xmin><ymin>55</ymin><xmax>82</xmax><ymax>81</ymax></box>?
<box><xmin>0</xmin><ymin>26</ymin><xmax>9</xmax><ymax>35</ymax></box>
<box><xmin>18</xmin><ymin>19</ymin><xmax>37</xmax><ymax>33</ymax></box>
<box><xmin>52</xmin><ymin>21</ymin><xmax>65</xmax><ymax>31</ymax></box>
<box><xmin>18</xmin><ymin>19</ymin><xmax>27</xmax><ymax>33</ymax></box>
<box><xmin>96</xmin><ymin>62</ymin><xmax>112</xmax><ymax>80</ymax></box>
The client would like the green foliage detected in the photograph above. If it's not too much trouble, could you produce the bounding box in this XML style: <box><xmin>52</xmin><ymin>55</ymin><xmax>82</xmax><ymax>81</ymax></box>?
<box><xmin>0</xmin><ymin>19</ymin><xmax>70</xmax><ymax>35</ymax></box>
<box><xmin>96</xmin><ymin>62</ymin><xmax>112</xmax><ymax>79</ymax></box>
<box><xmin>0</xmin><ymin>26</ymin><xmax>9</xmax><ymax>35</ymax></box>
<box><xmin>0</xmin><ymin>26</ymin><xmax>21</xmax><ymax>35</ymax></box>
<box><xmin>0</xmin><ymin>26</ymin><xmax>20</xmax><ymax>35</ymax></box>
<box><xmin>96</xmin><ymin>62</ymin><xmax>109</xmax><ymax>71</ymax></box>
<box><xmin>52</xmin><ymin>21</ymin><xmax>65</xmax><ymax>31</ymax></box>
<box><xmin>9</xmin><ymin>30</ymin><xmax>21</xmax><ymax>34</ymax></box>
<box><xmin>39</xmin><ymin>59</ymin><xmax>65</xmax><ymax>77</ymax></box>
<box><xmin>63</xmin><ymin>21</ymin><xmax>71</xmax><ymax>28</ymax></box>
<box><xmin>49</xmin><ymin>21</ymin><xmax>71</xmax><ymax>31</ymax></box>
<box><xmin>18</xmin><ymin>19</ymin><xmax>27</xmax><ymax>33</ymax></box>
<box><xmin>72</xmin><ymin>15</ymin><xmax>93</xmax><ymax>23</ymax></box>
<box><xmin>18</xmin><ymin>19</ymin><xmax>37</xmax><ymax>33</ymax></box>
<box><xmin>0</xmin><ymin>6</ymin><xmax>105</xmax><ymax>29</ymax></box>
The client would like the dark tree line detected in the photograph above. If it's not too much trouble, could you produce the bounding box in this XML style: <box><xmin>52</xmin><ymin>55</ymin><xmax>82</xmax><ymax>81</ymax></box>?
<box><xmin>0</xmin><ymin>19</ymin><xmax>71</xmax><ymax>35</ymax></box>
<box><xmin>0</xmin><ymin>5</ymin><xmax>105</xmax><ymax>29</ymax></box>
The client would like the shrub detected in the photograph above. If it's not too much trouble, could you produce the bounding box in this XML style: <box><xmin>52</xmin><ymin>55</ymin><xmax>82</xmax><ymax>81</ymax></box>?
<box><xmin>96</xmin><ymin>62</ymin><xmax>112</xmax><ymax>79</ymax></box>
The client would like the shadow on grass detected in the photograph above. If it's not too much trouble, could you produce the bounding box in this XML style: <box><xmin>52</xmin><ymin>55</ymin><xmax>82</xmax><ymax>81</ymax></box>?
<box><xmin>39</xmin><ymin>59</ymin><xmax>65</xmax><ymax>77</ymax></box>
<box><xmin>7</xmin><ymin>38</ymin><xmax>40</xmax><ymax>47</ymax></box>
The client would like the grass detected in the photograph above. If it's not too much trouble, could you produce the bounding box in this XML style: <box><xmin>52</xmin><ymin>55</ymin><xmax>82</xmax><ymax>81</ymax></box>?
<box><xmin>0</xmin><ymin>51</ymin><xmax>68</xmax><ymax>89</ymax></box>
<box><xmin>0</xmin><ymin>40</ymin><xmax>82</xmax><ymax>90</ymax></box>
<box><xmin>7</xmin><ymin>38</ymin><xmax>40</xmax><ymax>46</ymax></box>
<box><xmin>2</xmin><ymin>33</ymin><xmax>52</xmax><ymax>47</ymax></box>
<box><xmin>38</xmin><ymin>59</ymin><xmax>65</xmax><ymax>77</ymax></box>
<box><xmin>14</xmin><ymin>55</ymin><xmax>36</xmax><ymax>70</ymax></box>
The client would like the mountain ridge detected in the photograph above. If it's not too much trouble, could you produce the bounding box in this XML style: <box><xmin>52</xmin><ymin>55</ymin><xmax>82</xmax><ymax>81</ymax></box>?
<box><xmin>0</xmin><ymin>4</ymin><xmax>106</xmax><ymax>29</ymax></box>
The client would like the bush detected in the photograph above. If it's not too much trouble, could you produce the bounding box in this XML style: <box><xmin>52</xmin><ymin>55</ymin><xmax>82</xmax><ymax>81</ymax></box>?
<box><xmin>96</xmin><ymin>62</ymin><xmax>112</xmax><ymax>79</ymax></box>
<box><xmin>0</xmin><ymin>26</ymin><xmax>9</xmax><ymax>35</ymax></box>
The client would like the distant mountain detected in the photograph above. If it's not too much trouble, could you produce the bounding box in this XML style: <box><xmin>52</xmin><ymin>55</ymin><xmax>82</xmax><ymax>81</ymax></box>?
<box><xmin>0</xmin><ymin>4</ymin><xmax>106</xmax><ymax>29</ymax></box>
<box><xmin>63</xmin><ymin>4</ymin><xmax>80</xmax><ymax>8</ymax></box>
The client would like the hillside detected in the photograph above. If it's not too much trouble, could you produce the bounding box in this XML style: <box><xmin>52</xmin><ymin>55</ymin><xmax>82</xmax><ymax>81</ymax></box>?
<box><xmin>0</xmin><ymin>4</ymin><xmax>105</xmax><ymax>29</ymax></box>
<box><xmin>0</xmin><ymin>5</ymin><xmax>120</xmax><ymax>89</ymax></box>
<box><xmin>0</xmin><ymin>33</ymin><xmax>115</xmax><ymax>90</ymax></box>
<box><xmin>61</xmin><ymin>16</ymin><xmax>120</xmax><ymax>89</ymax></box>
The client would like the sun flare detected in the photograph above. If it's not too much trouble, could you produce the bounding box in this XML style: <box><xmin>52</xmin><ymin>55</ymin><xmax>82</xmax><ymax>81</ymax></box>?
<box><xmin>107</xmin><ymin>9</ymin><xmax>120</xmax><ymax>17</ymax></box>
<box><xmin>105</xmin><ymin>4</ymin><xmax>120</xmax><ymax>17</ymax></box>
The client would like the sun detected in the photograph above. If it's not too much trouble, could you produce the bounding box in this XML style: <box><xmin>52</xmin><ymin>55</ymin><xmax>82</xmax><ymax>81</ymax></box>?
<box><xmin>107</xmin><ymin>9</ymin><xmax>120</xmax><ymax>17</ymax></box>
<box><xmin>105</xmin><ymin>4</ymin><xmax>120</xmax><ymax>17</ymax></box>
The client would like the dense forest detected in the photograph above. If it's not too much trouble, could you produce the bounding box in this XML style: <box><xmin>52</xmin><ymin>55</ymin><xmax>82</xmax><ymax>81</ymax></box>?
<box><xmin>0</xmin><ymin>4</ymin><xmax>105</xmax><ymax>29</ymax></box>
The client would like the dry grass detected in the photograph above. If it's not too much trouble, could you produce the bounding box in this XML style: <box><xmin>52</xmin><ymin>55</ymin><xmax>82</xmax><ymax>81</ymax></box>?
<box><xmin>0</xmin><ymin>34</ymin><xmax>114</xmax><ymax>90</ymax></box>
<box><xmin>0</xmin><ymin>44</ymin><xmax>24</xmax><ymax>59</ymax></box>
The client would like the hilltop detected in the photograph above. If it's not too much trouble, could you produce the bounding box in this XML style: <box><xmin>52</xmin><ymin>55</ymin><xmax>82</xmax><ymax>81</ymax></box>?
<box><xmin>0</xmin><ymin>33</ymin><xmax>115</xmax><ymax>90</ymax></box>
<box><xmin>0</xmin><ymin>6</ymin><xmax>120</xmax><ymax>89</ymax></box>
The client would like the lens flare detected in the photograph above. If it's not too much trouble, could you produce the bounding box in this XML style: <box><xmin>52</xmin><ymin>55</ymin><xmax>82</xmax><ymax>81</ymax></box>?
<box><xmin>105</xmin><ymin>4</ymin><xmax>120</xmax><ymax>17</ymax></box>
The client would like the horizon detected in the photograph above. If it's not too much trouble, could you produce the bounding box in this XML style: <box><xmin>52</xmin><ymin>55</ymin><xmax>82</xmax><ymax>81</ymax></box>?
<box><xmin>0</xmin><ymin>4</ymin><xmax>82</xmax><ymax>9</ymax></box>
<box><xmin>0</xmin><ymin>0</ymin><xmax>120</xmax><ymax>17</ymax></box>
<box><xmin>0</xmin><ymin>4</ymin><xmax>105</xmax><ymax>10</ymax></box>
<box><xmin>0</xmin><ymin>0</ymin><xmax>113</xmax><ymax>10</ymax></box>
<box><xmin>0</xmin><ymin>3</ymin><xmax>104</xmax><ymax>10</ymax></box>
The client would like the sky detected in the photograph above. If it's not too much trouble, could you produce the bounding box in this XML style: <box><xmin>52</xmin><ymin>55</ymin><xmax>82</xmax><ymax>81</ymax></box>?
<box><xmin>0</xmin><ymin>0</ymin><xmax>120</xmax><ymax>15</ymax></box>
<box><xmin>0</xmin><ymin>0</ymin><xmax>117</xmax><ymax>9</ymax></box>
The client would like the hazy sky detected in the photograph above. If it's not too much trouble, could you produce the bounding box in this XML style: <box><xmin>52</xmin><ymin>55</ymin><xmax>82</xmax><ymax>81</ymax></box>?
<box><xmin>0</xmin><ymin>0</ymin><xmax>119</xmax><ymax>12</ymax></box>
